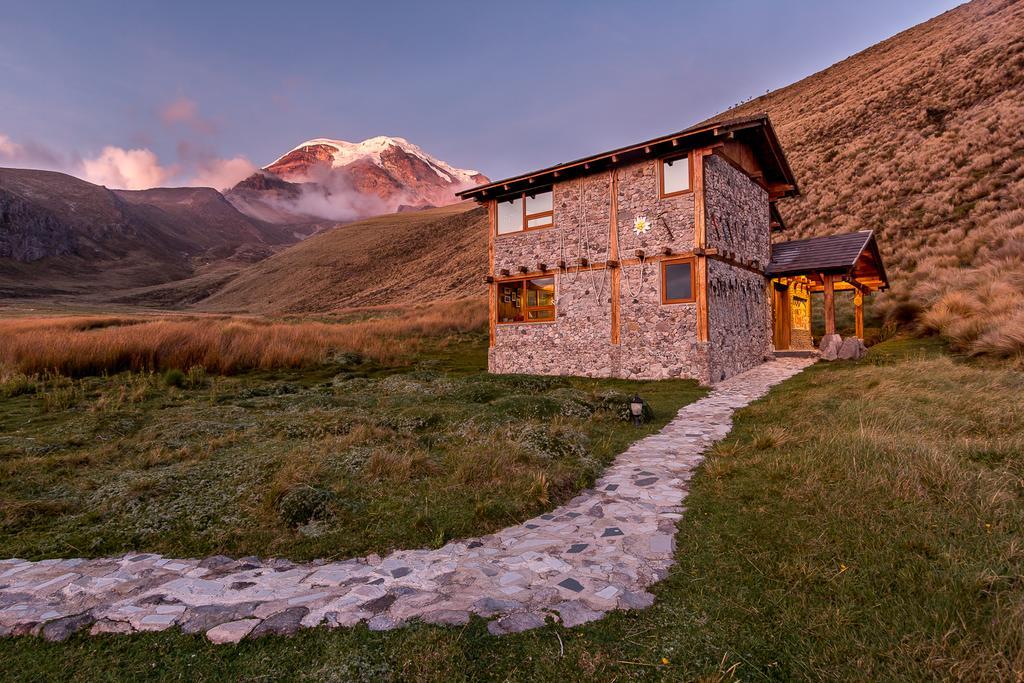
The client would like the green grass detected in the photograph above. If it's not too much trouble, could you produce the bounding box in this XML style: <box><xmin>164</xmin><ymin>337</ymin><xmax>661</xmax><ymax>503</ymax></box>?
<box><xmin>3</xmin><ymin>338</ymin><xmax>1023</xmax><ymax>680</ymax></box>
<box><xmin>0</xmin><ymin>334</ymin><xmax>705</xmax><ymax>561</ymax></box>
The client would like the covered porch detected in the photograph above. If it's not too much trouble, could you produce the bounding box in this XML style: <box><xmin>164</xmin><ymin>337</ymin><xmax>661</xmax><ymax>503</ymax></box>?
<box><xmin>766</xmin><ymin>231</ymin><xmax>889</xmax><ymax>351</ymax></box>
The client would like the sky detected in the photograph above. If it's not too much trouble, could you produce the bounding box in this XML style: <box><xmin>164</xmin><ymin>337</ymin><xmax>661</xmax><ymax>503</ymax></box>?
<box><xmin>0</xmin><ymin>0</ymin><xmax>963</xmax><ymax>190</ymax></box>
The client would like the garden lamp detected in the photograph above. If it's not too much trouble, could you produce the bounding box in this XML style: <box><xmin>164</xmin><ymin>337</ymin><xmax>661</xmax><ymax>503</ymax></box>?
<box><xmin>630</xmin><ymin>394</ymin><xmax>644</xmax><ymax>426</ymax></box>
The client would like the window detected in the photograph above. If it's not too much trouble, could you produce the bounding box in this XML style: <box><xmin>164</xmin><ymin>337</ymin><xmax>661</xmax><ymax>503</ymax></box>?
<box><xmin>659</xmin><ymin>154</ymin><xmax>691</xmax><ymax>197</ymax></box>
<box><xmin>661</xmin><ymin>257</ymin><xmax>696</xmax><ymax>304</ymax></box>
<box><xmin>496</xmin><ymin>190</ymin><xmax>553</xmax><ymax>234</ymax></box>
<box><xmin>496</xmin><ymin>276</ymin><xmax>555</xmax><ymax>323</ymax></box>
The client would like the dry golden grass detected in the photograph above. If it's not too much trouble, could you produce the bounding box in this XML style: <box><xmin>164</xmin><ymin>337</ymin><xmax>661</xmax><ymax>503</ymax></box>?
<box><xmin>0</xmin><ymin>298</ymin><xmax>487</xmax><ymax>377</ymax></box>
<box><xmin>710</xmin><ymin>0</ymin><xmax>1024</xmax><ymax>354</ymax></box>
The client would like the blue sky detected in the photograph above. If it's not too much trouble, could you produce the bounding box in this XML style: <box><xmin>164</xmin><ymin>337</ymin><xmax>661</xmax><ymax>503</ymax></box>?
<box><xmin>0</xmin><ymin>0</ymin><xmax>962</xmax><ymax>188</ymax></box>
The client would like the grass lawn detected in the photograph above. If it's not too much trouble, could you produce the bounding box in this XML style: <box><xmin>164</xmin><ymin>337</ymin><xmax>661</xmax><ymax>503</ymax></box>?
<box><xmin>3</xmin><ymin>337</ymin><xmax>1023</xmax><ymax>680</ymax></box>
<box><xmin>0</xmin><ymin>333</ymin><xmax>705</xmax><ymax>561</ymax></box>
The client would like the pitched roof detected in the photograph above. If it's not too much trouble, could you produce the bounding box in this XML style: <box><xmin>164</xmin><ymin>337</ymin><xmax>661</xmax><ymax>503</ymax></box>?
<box><xmin>768</xmin><ymin>230</ymin><xmax>889</xmax><ymax>289</ymax></box>
<box><xmin>457</xmin><ymin>113</ymin><xmax>798</xmax><ymax>203</ymax></box>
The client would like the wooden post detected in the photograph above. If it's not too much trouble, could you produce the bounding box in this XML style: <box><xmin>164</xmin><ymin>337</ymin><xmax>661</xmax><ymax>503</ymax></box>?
<box><xmin>487</xmin><ymin>200</ymin><xmax>496</xmax><ymax>348</ymax></box>
<box><xmin>609</xmin><ymin>169</ymin><xmax>621</xmax><ymax>345</ymax></box>
<box><xmin>693</xmin><ymin>149</ymin><xmax>709</xmax><ymax>342</ymax></box>
<box><xmin>854</xmin><ymin>290</ymin><xmax>864</xmax><ymax>340</ymax></box>
<box><xmin>823</xmin><ymin>273</ymin><xmax>836</xmax><ymax>336</ymax></box>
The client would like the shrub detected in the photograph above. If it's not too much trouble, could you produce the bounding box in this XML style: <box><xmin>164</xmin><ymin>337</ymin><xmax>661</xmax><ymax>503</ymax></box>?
<box><xmin>277</xmin><ymin>485</ymin><xmax>335</xmax><ymax>527</ymax></box>
<box><xmin>163</xmin><ymin>369</ymin><xmax>187</xmax><ymax>388</ymax></box>
<box><xmin>489</xmin><ymin>394</ymin><xmax>562</xmax><ymax>420</ymax></box>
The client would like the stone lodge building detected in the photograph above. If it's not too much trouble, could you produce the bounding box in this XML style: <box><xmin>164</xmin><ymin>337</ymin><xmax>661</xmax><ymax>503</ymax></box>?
<box><xmin>458</xmin><ymin>114</ymin><xmax>888</xmax><ymax>384</ymax></box>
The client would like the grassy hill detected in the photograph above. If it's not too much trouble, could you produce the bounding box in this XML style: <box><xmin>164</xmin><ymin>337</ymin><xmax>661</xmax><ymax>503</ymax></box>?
<box><xmin>711</xmin><ymin>0</ymin><xmax>1024</xmax><ymax>355</ymax></box>
<box><xmin>197</xmin><ymin>202</ymin><xmax>487</xmax><ymax>313</ymax></box>
<box><xmin>200</xmin><ymin>0</ymin><xmax>1023</xmax><ymax>357</ymax></box>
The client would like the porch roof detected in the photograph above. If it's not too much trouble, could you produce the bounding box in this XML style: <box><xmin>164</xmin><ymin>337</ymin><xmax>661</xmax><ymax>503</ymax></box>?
<box><xmin>767</xmin><ymin>230</ymin><xmax>889</xmax><ymax>292</ymax></box>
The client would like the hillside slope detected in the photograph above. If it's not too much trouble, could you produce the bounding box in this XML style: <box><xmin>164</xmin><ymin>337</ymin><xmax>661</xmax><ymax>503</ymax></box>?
<box><xmin>709</xmin><ymin>0</ymin><xmax>1024</xmax><ymax>324</ymax></box>
<box><xmin>197</xmin><ymin>202</ymin><xmax>487</xmax><ymax>313</ymax></box>
<box><xmin>0</xmin><ymin>168</ymin><xmax>299</xmax><ymax>300</ymax></box>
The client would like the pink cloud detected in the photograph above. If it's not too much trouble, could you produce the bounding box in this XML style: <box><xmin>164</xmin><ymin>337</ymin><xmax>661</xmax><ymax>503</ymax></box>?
<box><xmin>187</xmin><ymin>155</ymin><xmax>256</xmax><ymax>190</ymax></box>
<box><xmin>79</xmin><ymin>146</ymin><xmax>176</xmax><ymax>190</ymax></box>
<box><xmin>0</xmin><ymin>133</ymin><xmax>64</xmax><ymax>168</ymax></box>
<box><xmin>160</xmin><ymin>96</ymin><xmax>216</xmax><ymax>134</ymax></box>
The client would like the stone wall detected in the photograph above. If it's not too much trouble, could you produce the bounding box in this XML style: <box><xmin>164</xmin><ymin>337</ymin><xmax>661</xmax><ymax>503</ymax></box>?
<box><xmin>490</xmin><ymin>271</ymin><xmax>618</xmax><ymax>377</ymax></box>
<box><xmin>494</xmin><ymin>173</ymin><xmax>611</xmax><ymax>275</ymax></box>
<box><xmin>704</xmin><ymin>154</ymin><xmax>770</xmax><ymax>265</ymax></box>
<box><xmin>489</xmin><ymin>149</ymin><xmax>772</xmax><ymax>385</ymax></box>
<box><xmin>619</xmin><ymin>262</ymin><xmax>708</xmax><ymax>383</ymax></box>
<box><xmin>707</xmin><ymin>260</ymin><xmax>771</xmax><ymax>382</ymax></box>
<box><xmin>615</xmin><ymin>159</ymin><xmax>695</xmax><ymax>258</ymax></box>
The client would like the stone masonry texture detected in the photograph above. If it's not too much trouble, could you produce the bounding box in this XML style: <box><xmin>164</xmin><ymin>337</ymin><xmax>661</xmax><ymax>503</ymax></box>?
<box><xmin>0</xmin><ymin>359</ymin><xmax>813</xmax><ymax>644</ymax></box>
<box><xmin>491</xmin><ymin>151</ymin><xmax>773</xmax><ymax>384</ymax></box>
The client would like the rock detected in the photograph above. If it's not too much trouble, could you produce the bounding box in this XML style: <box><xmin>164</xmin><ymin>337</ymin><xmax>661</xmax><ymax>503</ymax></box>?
<box><xmin>838</xmin><ymin>337</ymin><xmax>867</xmax><ymax>360</ymax></box>
<box><xmin>471</xmin><ymin>597</ymin><xmax>521</xmax><ymax>617</ymax></box>
<box><xmin>554</xmin><ymin>601</ymin><xmax>604</xmax><ymax>627</ymax></box>
<box><xmin>486</xmin><ymin>612</ymin><xmax>546</xmax><ymax>635</ymax></box>
<box><xmin>367</xmin><ymin>614</ymin><xmax>404</xmax><ymax>631</ymax></box>
<box><xmin>819</xmin><ymin>334</ymin><xmax>843</xmax><ymax>361</ymax></box>
<box><xmin>619</xmin><ymin>591</ymin><xmax>656</xmax><ymax>609</ymax></box>
<box><xmin>41</xmin><ymin>613</ymin><xmax>95</xmax><ymax>642</ymax></box>
<box><xmin>206</xmin><ymin>618</ymin><xmax>261</xmax><ymax>644</ymax></box>
<box><xmin>422</xmin><ymin>609</ymin><xmax>471</xmax><ymax>626</ymax></box>
<box><xmin>179</xmin><ymin>602</ymin><xmax>259</xmax><ymax>635</ymax></box>
<box><xmin>248</xmin><ymin>607</ymin><xmax>308</xmax><ymax>638</ymax></box>
<box><xmin>198</xmin><ymin>555</ymin><xmax>235</xmax><ymax>570</ymax></box>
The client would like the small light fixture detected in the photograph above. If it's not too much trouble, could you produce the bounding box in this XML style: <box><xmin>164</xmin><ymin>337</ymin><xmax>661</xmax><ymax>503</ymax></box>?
<box><xmin>630</xmin><ymin>394</ymin><xmax>645</xmax><ymax>426</ymax></box>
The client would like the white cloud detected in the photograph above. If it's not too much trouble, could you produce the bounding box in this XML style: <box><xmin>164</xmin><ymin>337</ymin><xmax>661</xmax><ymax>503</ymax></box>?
<box><xmin>79</xmin><ymin>146</ymin><xmax>175</xmax><ymax>190</ymax></box>
<box><xmin>0</xmin><ymin>133</ymin><xmax>64</xmax><ymax>168</ymax></box>
<box><xmin>187</xmin><ymin>155</ymin><xmax>256</xmax><ymax>190</ymax></box>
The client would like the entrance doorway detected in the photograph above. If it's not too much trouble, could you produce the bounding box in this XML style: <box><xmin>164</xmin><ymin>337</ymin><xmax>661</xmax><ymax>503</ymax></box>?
<box><xmin>773</xmin><ymin>282</ymin><xmax>791</xmax><ymax>350</ymax></box>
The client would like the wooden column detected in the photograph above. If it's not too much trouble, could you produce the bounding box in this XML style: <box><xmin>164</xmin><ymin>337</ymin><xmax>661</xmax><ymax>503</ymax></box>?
<box><xmin>693</xmin><ymin>149</ymin><xmax>709</xmax><ymax>342</ymax></box>
<box><xmin>822</xmin><ymin>273</ymin><xmax>836</xmax><ymax>336</ymax></box>
<box><xmin>609</xmin><ymin>168</ymin><xmax>621</xmax><ymax>345</ymax></box>
<box><xmin>487</xmin><ymin>200</ymin><xmax>496</xmax><ymax>348</ymax></box>
<box><xmin>854</xmin><ymin>290</ymin><xmax>864</xmax><ymax>340</ymax></box>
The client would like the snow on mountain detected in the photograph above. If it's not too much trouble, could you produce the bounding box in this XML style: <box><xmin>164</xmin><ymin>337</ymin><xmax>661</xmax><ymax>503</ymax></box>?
<box><xmin>269</xmin><ymin>136</ymin><xmax>482</xmax><ymax>185</ymax></box>
<box><xmin>226</xmin><ymin>135</ymin><xmax>489</xmax><ymax>225</ymax></box>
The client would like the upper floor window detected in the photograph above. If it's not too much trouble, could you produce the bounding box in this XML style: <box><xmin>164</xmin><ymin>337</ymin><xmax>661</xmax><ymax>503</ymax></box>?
<box><xmin>659</xmin><ymin>154</ymin><xmax>692</xmax><ymax>197</ymax></box>
<box><xmin>496</xmin><ymin>189</ymin><xmax>553</xmax><ymax>234</ymax></box>
<box><xmin>661</xmin><ymin>257</ymin><xmax>696</xmax><ymax>304</ymax></box>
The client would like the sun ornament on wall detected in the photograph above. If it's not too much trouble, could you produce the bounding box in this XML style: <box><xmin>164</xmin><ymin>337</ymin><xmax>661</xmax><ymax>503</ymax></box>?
<box><xmin>633</xmin><ymin>214</ymin><xmax>651</xmax><ymax>236</ymax></box>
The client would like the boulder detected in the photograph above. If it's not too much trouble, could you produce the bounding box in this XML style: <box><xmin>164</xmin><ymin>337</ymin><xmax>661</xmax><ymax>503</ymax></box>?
<box><xmin>838</xmin><ymin>337</ymin><xmax>868</xmax><ymax>360</ymax></box>
<box><xmin>819</xmin><ymin>334</ymin><xmax>843</xmax><ymax>361</ymax></box>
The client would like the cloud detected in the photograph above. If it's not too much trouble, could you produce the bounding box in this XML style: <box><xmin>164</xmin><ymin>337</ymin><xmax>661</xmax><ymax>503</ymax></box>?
<box><xmin>160</xmin><ymin>96</ymin><xmax>216</xmax><ymax>134</ymax></box>
<box><xmin>0</xmin><ymin>133</ymin><xmax>64</xmax><ymax>168</ymax></box>
<box><xmin>188</xmin><ymin>155</ymin><xmax>256</xmax><ymax>190</ymax></box>
<box><xmin>79</xmin><ymin>146</ymin><xmax>176</xmax><ymax>190</ymax></box>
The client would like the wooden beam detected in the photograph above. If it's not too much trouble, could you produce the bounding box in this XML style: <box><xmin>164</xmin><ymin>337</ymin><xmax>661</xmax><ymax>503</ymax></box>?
<box><xmin>854</xmin><ymin>291</ymin><xmax>864</xmax><ymax>340</ymax></box>
<box><xmin>693</xmin><ymin>149</ymin><xmax>709</xmax><ymax>342</ymax></box>
<box><xmin>487</xmin><ymin>200</ymin><xmax>497</xmax><ymax>349</ymax></box>
<box><xmin>823</xmin><ymin>273</ymin><xmax>836</xmax><ymax>336</ymax></box>
<box><xmin>610</xmin><ymin>168</ymin><xmax>621</xmax><ymax>345</ymax></box>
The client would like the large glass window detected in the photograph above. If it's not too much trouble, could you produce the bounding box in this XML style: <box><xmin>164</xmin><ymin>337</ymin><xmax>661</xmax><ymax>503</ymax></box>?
<box><xmin>496</xmin><ymin>277</ymin><xmax>555</xmax><ymax>323</ymax></box>
<box><xmin>660</xmin><ymin>155</ymin><xmax>691</xmax><ymax>197</ymax></box>
<box><xmin>661</xmin><ymin>257</ymin><xmax>695</xmax><ymax>304</ymax></box>
<box><xmin>495</xmin><ymin>190</ymin><xmax>553</xmax><ymax>234</ymax></box>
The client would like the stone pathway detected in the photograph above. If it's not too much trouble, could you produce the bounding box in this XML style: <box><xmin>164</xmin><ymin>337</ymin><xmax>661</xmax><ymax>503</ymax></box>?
<box><xmin>0</xmin><ymin>359</ymin><xmax>814</xmax><ymax>644</ymax></box>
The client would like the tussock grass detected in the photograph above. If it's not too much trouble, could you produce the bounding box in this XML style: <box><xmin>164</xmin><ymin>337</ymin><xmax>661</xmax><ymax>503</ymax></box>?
<box><xmin>0</xmin><ymin>299</ymin><xmax>487</xmax><ymax>377</ymax></box>
<box><xmin>0</xmin><ymin>337</ymin><xmax>703</xmax><ymax>561</ymax></box>
<box><xmin>3</xmin><ymin>338</ymin><xmax>1022</xmax><ymax>680</ymax></box>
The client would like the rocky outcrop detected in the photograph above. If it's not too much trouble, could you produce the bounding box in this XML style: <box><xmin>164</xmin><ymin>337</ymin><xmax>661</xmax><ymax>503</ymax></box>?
<box><xmin>0</xmin><ymin>188</ymin><xmax>78</xmax><ymax>262</ymax></box>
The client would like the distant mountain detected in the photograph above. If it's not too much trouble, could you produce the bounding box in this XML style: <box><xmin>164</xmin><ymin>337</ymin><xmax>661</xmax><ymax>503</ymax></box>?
<box><xmin>225</xmin><ymin>136</ymin><xmax>488</xmax><ymax>224</ymax></box>
<box><xmin>0</xmin><ymin>167</ymin><xmax>300</xmax><ymax>299</ymax></box>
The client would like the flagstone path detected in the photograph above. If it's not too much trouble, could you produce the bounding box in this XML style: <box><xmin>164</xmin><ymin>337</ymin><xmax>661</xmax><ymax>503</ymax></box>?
<box><xmin>0</xmin><ymin>358</ymin><xmax>814</xmax><ymax>644</ymax></box>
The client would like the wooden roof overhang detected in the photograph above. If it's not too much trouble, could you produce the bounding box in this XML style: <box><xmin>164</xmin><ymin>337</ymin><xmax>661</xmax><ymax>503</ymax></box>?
<box><xmin>456</xmin><ymin>113</ymin><xmax>800</xmax><ymax>204</ymax></box>
<box><xmin>767</xmin><ymin>230</ymin><xmax>889</xmax><ymax>293</ymax></box>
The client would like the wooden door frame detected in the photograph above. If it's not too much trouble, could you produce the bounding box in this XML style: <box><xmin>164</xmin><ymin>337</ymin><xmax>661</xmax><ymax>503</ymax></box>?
<box><xmin>773</xmin><ymin>282</ymin><xmax>791</xmax><ymax>350</ymax></box>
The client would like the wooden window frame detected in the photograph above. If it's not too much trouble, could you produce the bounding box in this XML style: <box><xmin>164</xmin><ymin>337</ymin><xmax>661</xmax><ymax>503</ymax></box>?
<box><xmin>658</xmin><ymin>152</ymin><xmax>694</xmax><ymax>198</ymax></box>
<box><xmin>495</xmin><ymin>189</ymin><xmax>554</xmax><ymax>237</ymax></box>
<box><xmin>495</xmin><ymin>275</ymin><xmax>557</xmax><ymax>324</ymax></box>
<box><xmin>660</xmin><ymin>256</ymin><xmax>697</xmax><ymax>304</ymax></box>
